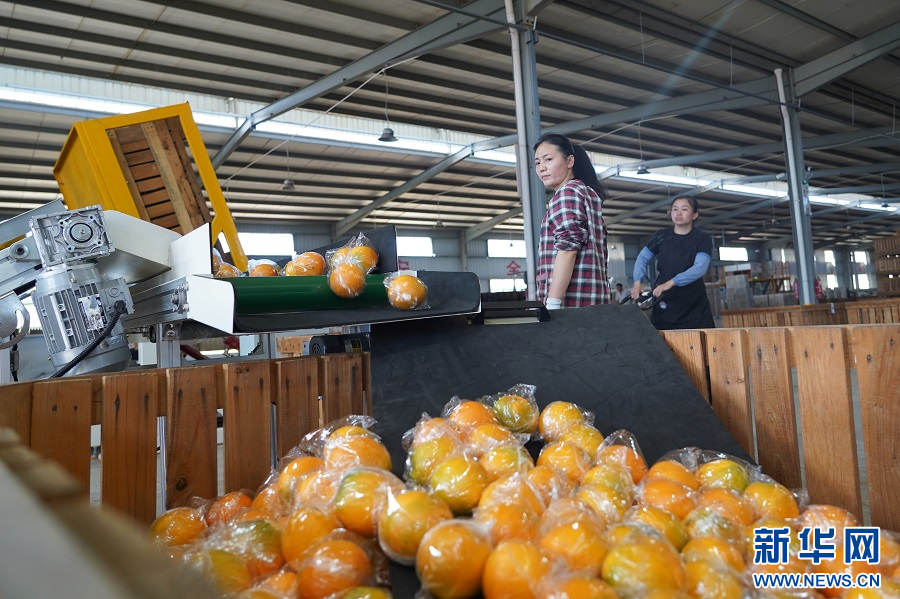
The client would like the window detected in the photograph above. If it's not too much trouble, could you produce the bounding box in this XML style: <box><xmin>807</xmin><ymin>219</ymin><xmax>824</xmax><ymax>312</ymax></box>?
<box><xmin>487</xmin><ymin>239</ymin><xmax>526</xmax><ymax>258</ymax></box>
<box><xmin>853</xmin><ymin>251</ymin><xmax>868</xmax><ymax>265</ymax></box>
<box><xmin>489</xmin><ymin>278</ymin><xmax>526</xmax><ymax>293</ymax></box>
<box><xmin>826</xmin><ymin>274</ymin><xmax>838</xmax><ymax>289</ymax></box>
<box><xmin>396</xmin><ymin>236</ymin><xmax>434</xmax><ymax>257</ymax></box>
<box><xmin>718</xmin><ymin>246</ymin><xmax>748</xmax><ymax>261</ymax></box>
<box><xmin>857</xmin><ymin>273</ymin><xmax>871</xmax><ymax>290</ymax></box>
<box><xmin>823</xmin><ymin>250</ymin><xmax>835</xmax><ymax>265</ymax></box>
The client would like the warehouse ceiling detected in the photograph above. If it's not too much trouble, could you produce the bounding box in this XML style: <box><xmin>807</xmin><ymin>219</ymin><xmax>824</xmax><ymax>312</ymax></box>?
<box><xmin>1</xmin><ymin>0</ymin><xmax>899</xmax><ymax>250</ymax></box>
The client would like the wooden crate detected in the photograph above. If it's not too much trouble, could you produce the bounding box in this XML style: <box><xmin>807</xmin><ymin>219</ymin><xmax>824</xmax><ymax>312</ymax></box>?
<box><xmin>661</xmin><ymin>325</ymin><xmax>900</xmax><ymax>531</ymax></box>
<box><xmin>0</xmin><ymin>429</ymin><xmax>219</xmax><ymax>599</ymax></box>
<box><xmin>54</xmin><ymin>103</ymin><xmax>248</xmax><ymax>271</ymax></box>
<box><xmin>0</xmin><ymin>353</ymin><xmax>371</xmax><ymax>525</ymax></box>
<box><xmin>723</xmin><ymin>298</ymin><xmax>900</xmax><ymax>327</ymax></box>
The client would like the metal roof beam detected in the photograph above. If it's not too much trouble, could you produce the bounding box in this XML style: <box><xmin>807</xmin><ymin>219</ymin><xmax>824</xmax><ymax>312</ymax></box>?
<box><xmin>762</xmin><ymin>211</ymin><xmax>897</xmax><ymax>247</ymax></box>
<box><xmin>465</xmin><ymin>207</ymin><xmax>525</xmax><ymax>241</ymax></box>
<box><xmin>794</xmin><ymin>21</ymin><xmax>900</xmax><ymax>96</ymax></box>
<box><xmin>809</xmin><ymin>161</ymin><xmax>900</xmax><ymax>180</ymax></box>
<box><xmin>212</xmin><ymin>0</ymin><xmax>507</xmax><ymax>168</ymax></box>
<box><xmin>813</xmin><ymin>224</ymin><xmax>900</xmax><ymax>250</ymax></box>
<box><xmin>333</xmin><ymin>147</ymin><xmax>474</xmax><ymax>237</ymax></box>
<box><xmin>809</xmin><ymin>182</ymin><xmax>900</xmax><ymax>196</ymax></box>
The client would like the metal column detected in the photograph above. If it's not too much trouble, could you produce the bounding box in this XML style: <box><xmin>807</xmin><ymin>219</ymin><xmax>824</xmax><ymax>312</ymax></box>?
<box><xmin>775</xmin><ymin>69</ymin><xmax>817</xmax><ymax>305</ymax></box>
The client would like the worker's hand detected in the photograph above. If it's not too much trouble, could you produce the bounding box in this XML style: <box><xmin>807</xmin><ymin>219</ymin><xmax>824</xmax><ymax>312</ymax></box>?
<box><xmin>546</xmin><ymin>297</ymin><xmax>563</xmax><ymax>310</ymax></box>
<box><xmin>630</xmin><ymin>282</ymin><xmax>643</xmax><ymax>300</ymax></box>
<box><xmin>653</xmin><ymin>279</ymin><xmax>675</xmax><ymax>298</ymax></box>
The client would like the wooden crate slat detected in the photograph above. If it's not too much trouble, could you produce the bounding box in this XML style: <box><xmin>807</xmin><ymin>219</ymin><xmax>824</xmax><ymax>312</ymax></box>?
<box><xmin>164</xmin><ymin>366</ymin><xmax>218</xmax><ymax>508</ymax></box>
<box><xmin>362</xmin><ymin>352</ymin><xmax>373</xmax><ymax>417</ymax></box>
<box><xmin>123</xmin><ymin>148</ymin><xmax>156</xmax><ymax>167</ymax></box>
<box><xmin>789</xmin><ymin>327</ymin><xmax>862</xmax><ymax>520</ymax></box>
<box><xmin>141</xmin><ymin>188</ymin><xmax>173</xmax><ymax>207</ymax></box>
<box><xmin>106</xmin><ymin>130</ymin><xmax>151</xmax><ymax>221</ymax></box>
<box><xmin>162</xmin><ymin>118</ymin><xmax>212</xmax><ymax>227</ymax></box>
<box><xmin>129</xmin><ymin>162</ymin><xmax>162</xmax><ymax>182</ymax></box>
<box><xmin>143</xmin><ymin>120</ymin><xmax>199</xmax><ymax>233</ymax></box>
<box><xmin>101</xmin><ymin>372</ymin><xmax>160</xmax><ymax>525</ymax></box>
<box><xmin>272</xmin><ymin>357</ymin><xmax>319</xmax><ymax>459</ymax></box>
<box><xmin>220</xmin><ymin>361</ymin><xmax>272</xmax><ymax>494</ymax></box>
<box><xmin>319</xmin><ymin>353</ymin><xmax>364</xmax><ymax>425</ymax></box>
<box><xmin>111</xmin><ymin>125</ymin><xmax>151</xmax><ymax>146</ymax></box>
<box><xmin>704</xmin><ymin>329</ymin><xmax>754</xmax><ymax>459</ymax></box>
<box><xmin>659</xmin><ymin>330</ymin><xmax>709</xmax><ymax>402</ymax></box>
<box><xmin>29</xmin><ymin>378</ymin><xmax>93</xmax><ymax>495</ymax></box>
<box><xmin>746</xmin><ymin>328</ymin><xmax>802</xmax><ymax>489</ymax></box>
<box><xmin>0</xmin><ymin>380</ymin><xmax>34</xmax><ymax>445</ymax></box>
<box><xmin>848</xmin><ymin>325</ymin><xmax>900</xmax><ymax>530</ymax></box>
<box><xmin>152</xmin><ymin>213</ymin><xmax>181</xmax><ymax>232</ymax></box>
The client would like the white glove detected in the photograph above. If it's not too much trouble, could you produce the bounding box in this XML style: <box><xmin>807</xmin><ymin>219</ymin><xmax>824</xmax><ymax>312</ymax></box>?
<box><xmin>546</xmin><ymin>298</ymin><xmax>563</xmax><ymax>310</ymax></box>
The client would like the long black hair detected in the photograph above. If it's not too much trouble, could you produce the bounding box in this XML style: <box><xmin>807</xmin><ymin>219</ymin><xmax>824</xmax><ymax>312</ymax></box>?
<box><xmin>534</xmin><ymin>133</ymin><xmax>607</xmax><ymax>200</ymax></box>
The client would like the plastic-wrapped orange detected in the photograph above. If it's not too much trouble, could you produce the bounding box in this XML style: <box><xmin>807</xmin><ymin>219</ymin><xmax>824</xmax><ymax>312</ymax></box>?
<box><xmin>285</xmin><ymin>251</ymin><xmax>326</xmax><ymax>276</ymax></box>
<box><xmin>297</xmin><ymin>539</ymin><xmax>372</xmax><ymax>599</ymax></box>
<box><xmin>416</xmin><ymin>519</ymin><xmax>492</xmax><ymax>599</ymax></box>
<box><xmin>387</xmin><ymin>274</ymin><xmax>427</xmax><ymax>310</ymax></box>
<box><xmin>349</xmin><ymin>245</ymin><xmax>379</xmax><ymax>273</ymax></box>
<box><xmin>329</xmin><ymin>262</ymin><xmax>366</xmax><ymax>298</ymax></box>
<box><xmin>378</xmin><ymin>488</ymin><xmax>453</xmax><ymax>565</ymax></box>
<box><xmin>148</xmin><ymin>505</ymin><xmax>208</xmax><ymax>547</ymax></box>
<box><xmin>249</xmin><ymin>262</ymin><xmax>281</xmax><ymax>277</ymax></box>
<box><xmin>215</xmin><ymin>262</ymin><xmax>243</xmax><ymax>278</ymax></box>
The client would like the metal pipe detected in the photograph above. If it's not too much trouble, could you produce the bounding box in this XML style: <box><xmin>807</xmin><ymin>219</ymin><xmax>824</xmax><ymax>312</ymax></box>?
<box><xmin>505</xmin><ymin>0</ymin><xmax>537</xmax><ymax>299</ymax></box>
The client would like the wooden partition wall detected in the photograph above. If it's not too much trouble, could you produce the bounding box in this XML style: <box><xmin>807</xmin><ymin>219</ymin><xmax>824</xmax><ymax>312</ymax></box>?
<box><xmin>722</xmin><ymin>297</ymin><xmax>900</xmax><ymax>328</ymax></box>
<box><xmin>660</xmin><ymin>324</ymin><xmax>899</xmax><ymax>532</ymax></box>
<box><xmin>0</xmin><ymin>353</ymin><xmax>370</xmax><ymax>526</ymax></box>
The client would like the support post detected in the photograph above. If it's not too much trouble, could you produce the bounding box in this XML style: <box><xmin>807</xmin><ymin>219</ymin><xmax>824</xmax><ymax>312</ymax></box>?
<box><xmin>775</xmin><ymin>69</ymin><xmax>817</xmax><ymax>305</ymax></box>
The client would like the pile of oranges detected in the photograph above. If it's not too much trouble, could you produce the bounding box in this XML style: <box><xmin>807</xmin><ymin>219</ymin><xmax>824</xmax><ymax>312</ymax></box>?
<box><xmin>149</xmin><ymin>389</ymin><xmax>900</xmax><ymax>599</ymax></box>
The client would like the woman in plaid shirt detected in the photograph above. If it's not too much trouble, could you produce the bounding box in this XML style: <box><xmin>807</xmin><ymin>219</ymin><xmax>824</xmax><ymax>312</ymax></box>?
<box><xmin>533</xmin><ymin>133</ymin><xmax>611</xmax><ymax>308</ymax></box>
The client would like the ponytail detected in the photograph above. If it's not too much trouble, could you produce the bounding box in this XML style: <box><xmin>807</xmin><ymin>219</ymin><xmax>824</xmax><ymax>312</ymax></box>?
<box><xmin>534</xmin><ymin>133</ymin><xmax>607</xmax><ymax>200</ymax></box>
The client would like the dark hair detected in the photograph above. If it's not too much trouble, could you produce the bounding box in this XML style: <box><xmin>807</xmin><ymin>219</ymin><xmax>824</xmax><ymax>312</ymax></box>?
<box><xmin>672</xmin><ymin>194</ymin><xmax>699</xmax><ymax>213</ymax></box>
<box><xmin>534</xmin><ymin>133</ymin><xmax>607</xmax><ymax>200</ymax></box>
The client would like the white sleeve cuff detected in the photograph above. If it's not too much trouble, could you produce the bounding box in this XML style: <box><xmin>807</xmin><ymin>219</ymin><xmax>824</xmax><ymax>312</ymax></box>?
<box><xmin>546</xmin><ymin>298</ymin><xmax>563</xmax><ymax>310</ymax></box>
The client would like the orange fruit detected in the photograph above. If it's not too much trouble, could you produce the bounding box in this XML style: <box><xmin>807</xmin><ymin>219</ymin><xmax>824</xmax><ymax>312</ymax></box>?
<box><xmin>577</xmin><ymin>483</ymin><xmax>633</xmax><ymax>526</ymax></box>
<box><xmin>474</xmin><ymin>499</ymin><xmax>541</xmax><ymax>545</ymax></box>
<box><xmin>525</xmin><ymin>464</ymin><xmax>574</xmax><ymax>507</ymax></box>
<box><xmin>682</xmin><ymin>505</ymin><xmax>743</xmax><ymax>546</ymax></box>
<box><xmin>696</xmin><ymin>488</ymin><xmax>754</xmax><ymax>527</ymax></box>
<box><xmin>349</xmin><ymin>245</ymin><xmax>379</xmax><ymax>272</ymax></box>
<box><xmin>536</xmin><ymin>441</ymin><xmax>591</xmax><ymax>483</ymax></box>
<box><xmin>408</xmin><ymin>435</ymin><xmax>464</xmax><ymax>485</ymax></box>
<box><xmin>408</xmin><ymin>416</ymin><xmax>456</xmax><ymax>449</ymax></box>
<box><xmin>467</xmin><ymin>422</ymin><xmax>517</xmax><ymax>457</ymax></box>
<box><xmin>251</xmin><ymin>484</ymin><xmax>288</xmax><ymax>521</ymax></box>
<box><xmin>189</xmin><ymin>547</ymin><xmax>253</xmax><ymax>595</ymax></box>
<box><xmin>595</xmin><ymin>444</ymin><xmax>648</xmax><ymax>484</ymax></box>
<box><xmin>387</xmin><ymin>274</ymin><xmax>427</xmax><ymax>310</ymax></box>
<box><xmin>684</xmin><ymin>559</ymin><xmax>744</xmax><ymax>599</ymax></box>
<box><xmin>277</xmin><ymin>455</ymin><xmax>324</xmax><ymax>504</ymax></box>
<box><xmin>681</xmin><ymin>537</ymin><xmax>745</xmax><ymax>571</ymax></box>
<box><xmin>416</xmin><ymin>519</ymin><xmax>492</xmax><ymax>599</ymax></box>
<box><xmin>324</xmin><ymin>433</ymin><xmax>392</xmax><ymax>472</ymax></box>
<box><xmin>297</xmin><ymin>538</ymin><xmax>373</xmax><ymax>599</ymax></box>
<box><xmin>341</xmin><ymin>587</ymin><xmax>393</xmax><ymax>599</ymax></box>
<box><xmin>329</xmin><ymin>262</ymin><xmax>366</xmax><ymax>298</ymax></box>
<box><xmin>215</xmin><ymin>262</ymin><xmax>243</xmax><ymax>278</ymax></box>
<box><xmin>294</xmin><ymin>468</ymin><xmax>343</xmax><ymax>507</ymax></box>
<box><xmin>878</xmin><ymin>533</ymin><xmax>900</xmax><ymax>576</ymax></box>
<box><xmin>479</xmin><ymin>473</ymin><xmax>546</xmax><ymax>515</ymax></box>
<box><xmin>334</xmin><ymin>467</ymin><xmax>405</xmax><ymax>538</ymax></box>
<box><xmin>281</xmin><ymin>505</ymin><xmax>339</xmax><ymax>569</ymax></box>
<box><xmin>207</xmin><ymin>490</ymin><xmax>255</xmax><ymax>527</ymax></box>
<box><xmin>330</xmin><ymin>246</ymin><xmax>351</xmax><ymax>267</ymax></box>
<box><xmin>429</xmin><ymin>455</ymin><xmax>490</xmax><ymax>515</ymax></box>
<box><xmin>696</xmin><ymin>459</ymin><xmax>749</xmax><ymax>493</ymax></box>
<box><xmin>447</xmin><ymin>400</ymin><xmax>499</xmax><ymax>437</ymax></box>
<box><xmin>582</xmin><ymin>463</ymin><xmax>635</xmax><ymax>495</ymax></box>
<box><xmin>285</xmin><ymin>251</ymin><xmax>326</xmax><ymax>276</ymax></box>
<box><xmin>226</xmin><ymin>518</ymin><xmax>285</xmax><ymax>579</ymax></box>
<box><xmin>539</xmin><ymin>519</ymin><xmax>609</xmax><ymax>576</ymax></box>
<box><xmin>797</xmin><ymin>504</ymin><xmax>860</xmax><ymax>531</ymax></box>
<box><xmin>639</xmin><ymin>477</ymin><xmax>697</xmax><ymax>520</ymax></box>
<box><xmin>212</xmin><ymin>250</ymin><xmax>222</xmax><ymax>273</ymax></box>
<box><xmin>559</xmin><ymin>423</ymin><xmax>605</xmax><ymax>460</ymax></box>
<box><xmin>742</xmin><ymin>481</ymin><xmax>799</xmax><ymax>520</ymax></box>
<box><xmin>539</xmin><ymin>575</ymin><xmax>619</xmax><ymax>599</ymax></box>
<box><xmin>813</xmin><ymin>544</ymin><xmax>880</xmax><ymax>598</ymax></box>
<box><xmin>745</xmin><ymin>516</ymin><xmax>800</xmax><ymax>560</ymax></box>
<box><xmin>249</xmin><ymin>262</ymin><xmax>281</xmax><ymax>276</ymax></box>
<box><xmin>149</xmin><ymin>506</ymin><xmax>208</xmax><ymax>547</ymax></box>
<box><xmin>601</xmin><ymin>533</ymin><xmax>687</xmax><ymax>595</ymax></box>
<box><xmin>482</xmin><ymin>538</ymin><xmax>551</xmax><ymax>599</ymax></box>
<box><xmin>646</xmin><ymin>460</ymin><xmax>700</xmax><ymax>491</ymax></box>
<box><xmin>479</xmin><ymin>444</ymin><xmax>534</xmax><ymax>482</ymax></box>
<box><xmin>538</xmin><ymin>401</ymin><xmax>585</xmax><ymax>442</ymax></box>
<box><xmin>330</xmin><ymin>424</ymin><xmax>371</xmax><ymax>438</ymax></box>
<box><xmin>492</xmin><ymin>393</ymin><xmax>539</xmax><ymax>435</ymax></box>
<box><xmin>378</xmin><ymin>488</ymin><xmax>453</xmax><ymax>565</ymax></box>
<box><xmin>626</xmin><ymin>504</ymin><xmax>690</xmax><ymax>550</ymax></box>
<box><xmin>258</xmin><ymin>568</ymin><xmax>298</xmax><ymax>595</ymax></box>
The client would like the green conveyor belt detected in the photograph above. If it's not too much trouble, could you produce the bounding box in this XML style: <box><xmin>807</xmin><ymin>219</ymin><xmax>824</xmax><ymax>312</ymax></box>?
<box><xmin>223</xmin><ymin>275</ymin><xmax>390</xmax><ymax>315</ymax></box>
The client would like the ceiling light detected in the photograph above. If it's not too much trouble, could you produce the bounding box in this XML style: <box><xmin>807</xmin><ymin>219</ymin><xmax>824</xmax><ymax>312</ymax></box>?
<box><xmin>378</xmin><ymin>127</ymin><xmax>397</xmax><ymax>142</ymax></box>
<box><xmin>636</xmin><ymin>166</ymin><xmax>650</xmax><ymax>175</ymax></box>
<box><xmin>282</xmin><ymin>178</ymin><xmax>295</xmax><ymax>191</ymax></box>
<box><xmin>282</xmin><ymin>146</ymin><xmax>296</xmax><ymax>190</ymax></box>
<box><xmin>379</xmin><ymin>69</ymin><xmax>398</xmax><ymax>142</ymax></box>
<box><xmin>435</xmin><ymin>218</ymin><xmax>445</xmax><ymax>228</ymax></box>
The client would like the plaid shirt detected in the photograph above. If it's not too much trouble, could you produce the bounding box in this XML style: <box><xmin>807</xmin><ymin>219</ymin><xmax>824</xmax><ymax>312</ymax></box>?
<box><xmin>536</xmin><ymin>179</ymin><xmax>610</xmax><ymax>307</ymax></box>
